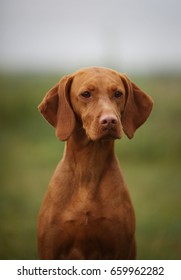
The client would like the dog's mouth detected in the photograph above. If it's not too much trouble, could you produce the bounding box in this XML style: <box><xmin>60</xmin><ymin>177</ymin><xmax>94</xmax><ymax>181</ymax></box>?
<box><xmin>100</xmin><ymin>126</ymin><xmax>121</xmax><ymax>140</ymax></box>
<box><xmin>82</xmin><ymin>116</ymin><xmax>123</xmax><ymax>141</ymax></box>
<box><xmin>86</xmin><ymin>126</ymin><xmax>122</xmax><ymax>141</ymax></box>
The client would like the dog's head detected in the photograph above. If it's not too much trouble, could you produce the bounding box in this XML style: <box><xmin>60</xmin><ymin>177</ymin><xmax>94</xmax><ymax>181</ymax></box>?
<box><xmin>38</xmin><ymin>67</ymin><xmax>153</xmax><ymax>141</ymax></box>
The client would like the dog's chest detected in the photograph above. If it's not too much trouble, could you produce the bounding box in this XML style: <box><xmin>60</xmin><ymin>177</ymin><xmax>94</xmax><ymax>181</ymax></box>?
<box><xmin>50</xmin><ymin>161</ymin><xmax>135</xmax><ymax>237</ymax></box>
<box><xmin>60</xmin><ymin>186</ymin><xmax>132</xmax><ymax>227</ymax></box>
<box><xmin>56</xmin><ymin>188</ymin><xmax>135</xmax><ymax>254</ymax></box>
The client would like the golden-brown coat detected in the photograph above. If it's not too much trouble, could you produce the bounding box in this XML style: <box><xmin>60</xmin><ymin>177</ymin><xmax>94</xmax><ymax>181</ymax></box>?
<box><xmin>37</xmin><ymin>67</ymin><xmax>153</xmax><ymax>259</ymax></box>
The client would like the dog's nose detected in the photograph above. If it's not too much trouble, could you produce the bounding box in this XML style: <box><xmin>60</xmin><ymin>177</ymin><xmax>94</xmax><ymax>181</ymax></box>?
<box><xmin>99</xmin><ymin>115</ymin><xmax>118</xmax><ymax>127</ymax></box>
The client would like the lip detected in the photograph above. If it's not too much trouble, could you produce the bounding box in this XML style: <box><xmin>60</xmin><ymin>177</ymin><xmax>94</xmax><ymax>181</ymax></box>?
<box><xmin>99</xmin><ymin>127</ymin><xmax>121</xmax><ymax>140</ymax></box>
<box><xmin>85</xmin><ymin>124</ymin><xmax>122</xmax><ymax>141</ymax></box>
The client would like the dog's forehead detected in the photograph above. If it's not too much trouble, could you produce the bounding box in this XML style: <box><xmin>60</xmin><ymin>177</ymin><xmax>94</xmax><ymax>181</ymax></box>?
<box><xmin>72</xmin><ymin>67</ymin><xmax>123</xmax><ymax>89</ymax></box>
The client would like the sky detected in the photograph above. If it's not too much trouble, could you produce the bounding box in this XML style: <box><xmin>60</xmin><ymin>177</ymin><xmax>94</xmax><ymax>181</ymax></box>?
<box><xmin>1</xmin><ymin>0</ymin><xmax>181</xmax><ymax>73</ymax></box>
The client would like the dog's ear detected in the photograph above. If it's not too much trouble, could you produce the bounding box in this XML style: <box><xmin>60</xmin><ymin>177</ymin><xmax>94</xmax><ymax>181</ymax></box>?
<box><xmin>38</xmin><ymin>83</ymin><xmax>59</xmax><ymax>127</ymax></box>
<box><xmin>38</xmin><ymin>75</ymin><xmax>75</xmax><ymax>141</ymax></box>
<box><xmin>56</xmin><ymin>75</ymin><xmax>75</xmax><ymax>141</ymax></box>
<box><xmin>120</xmin><ymin>74</ymin><xmax>153</xmax><ymax>139</ymax></box>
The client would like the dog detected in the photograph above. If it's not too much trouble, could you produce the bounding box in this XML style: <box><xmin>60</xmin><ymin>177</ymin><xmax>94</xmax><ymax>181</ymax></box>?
<box><xmin>37</xmin><ymin>67</ymin><xmax>153</xmax><ymax>259</ymax></box>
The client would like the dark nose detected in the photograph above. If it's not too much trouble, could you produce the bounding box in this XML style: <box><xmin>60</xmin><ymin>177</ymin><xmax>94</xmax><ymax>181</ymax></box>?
<box><xmin>99</xmin><ymin>115</ymin><xmax>118</xmax><ymax>127</ymax></box>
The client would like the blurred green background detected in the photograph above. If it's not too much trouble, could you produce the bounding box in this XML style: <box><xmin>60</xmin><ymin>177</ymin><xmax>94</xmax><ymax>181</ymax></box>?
<box><xmin>0</xmin><ymin>72</ymin><xmax>181</xmax><ymax>259</ymax></box>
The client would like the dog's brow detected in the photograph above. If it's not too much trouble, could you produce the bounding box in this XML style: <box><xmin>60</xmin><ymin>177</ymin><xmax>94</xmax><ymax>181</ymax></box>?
<box><xmin>110</xmin><ymin>85</ymin><xmax>118</xmax><ymax>91</ymax></box>
<box><xmin>87</xmin><ymin>84</ymin><xmax>95</xmax><ymax>91</ymax></box>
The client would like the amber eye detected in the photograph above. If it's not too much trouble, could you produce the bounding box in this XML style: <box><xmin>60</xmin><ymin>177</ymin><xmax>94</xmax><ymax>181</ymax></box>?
<box><xmin>114</xmin><ymin>91</ymin><xmax>123</xmax><ymax>98</ymax></box>
<box><xmin>81</xmin><ymin>91</ymin><xmax>91</xmax><ymax>98</ymax></box>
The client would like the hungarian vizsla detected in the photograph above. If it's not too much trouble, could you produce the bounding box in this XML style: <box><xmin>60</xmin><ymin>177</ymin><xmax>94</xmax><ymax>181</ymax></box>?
<box><xmin>37</xmin><ymin>67</ymin><xmax>153</xmax><ymax>259</ymax></box>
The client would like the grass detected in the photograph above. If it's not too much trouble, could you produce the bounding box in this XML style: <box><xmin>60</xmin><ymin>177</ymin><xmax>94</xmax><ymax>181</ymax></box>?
<box><xmin>0</xmin><ymin>72</ymin><xmax>181</xmax><ymax>259</ymax></box>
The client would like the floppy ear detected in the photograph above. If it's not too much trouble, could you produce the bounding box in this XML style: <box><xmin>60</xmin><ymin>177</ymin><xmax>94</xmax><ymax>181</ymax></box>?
<box><xmin>38</xmin><ymin>83</ymin><xmax>59</xmax><ymax>127</ymax></box>
<box><xmin>121</xmin><ymin>74</ymin><xmax>153</xmax><ymax>139</ymax></box>
<box><xmin>38</xmin><ymin>75</ymin><xmax>75</xmax><ymax>141</ymax></box>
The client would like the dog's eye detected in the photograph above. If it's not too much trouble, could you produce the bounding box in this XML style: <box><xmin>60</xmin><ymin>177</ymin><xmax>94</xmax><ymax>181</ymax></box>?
<box><xmin>114</xmin><ymin>91</ymin><xmax>123</xmax><ymax>98</ymax></box>
<box><xmin>81</xmin><ymin>91</ymin><xmax>91</xmax><ymax>98</ymax></box>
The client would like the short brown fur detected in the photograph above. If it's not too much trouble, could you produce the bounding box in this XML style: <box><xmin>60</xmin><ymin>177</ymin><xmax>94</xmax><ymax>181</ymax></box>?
<box><xmin>37</xmin><ymin>67</ymin><xmax>153</xmax><ymax>259</ymax></box>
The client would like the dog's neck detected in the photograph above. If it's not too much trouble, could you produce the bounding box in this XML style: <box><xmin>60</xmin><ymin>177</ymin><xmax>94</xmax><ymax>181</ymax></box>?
<box><xmin>62</xmin><ymin>126</ymin><xmax>117</xmax><ymax>190</ymax></box>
